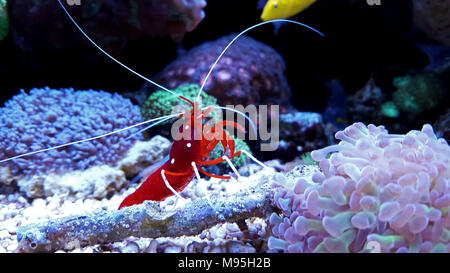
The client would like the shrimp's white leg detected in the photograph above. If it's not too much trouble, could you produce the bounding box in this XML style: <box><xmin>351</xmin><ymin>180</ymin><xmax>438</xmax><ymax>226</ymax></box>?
<box><xmin>161</xmin><ymin>170</ymin><xmax>187</xmax><ymax>209</ymax></box>
<box><xmin>236</xmin><ymin>150</ymin><xmax>269</xmax><ymax>170</ymax></box>
<box><xmin>222</xmin><ymin>156</ymin><xmax>242</xmax><ymax>180</ymax></box>
<box><xmin>221</xmin><ymin>155</ymin><xmax>252</xmax><ymax>195</ymax></box>
<box><xmin>224</xmin><ymin>150</ymin><xmax>273</xmax><ymax>192</ymax></box>
<box><xmin>191</xmin><ymin>162</ymin><xmax>216</xmax><ymax>213</ymax></box>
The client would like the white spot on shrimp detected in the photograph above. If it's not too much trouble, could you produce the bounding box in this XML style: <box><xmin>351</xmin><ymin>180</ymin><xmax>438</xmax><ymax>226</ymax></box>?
<box><xmin>185</xmin><ymin>125</ymin><xmax>189</xmax><ymax>130</ymax></box>
<box><xmin>187</xmin><ymin>143</ymin><xmax>192</xmax><ymax>148</ymax></box>
<box><xmin>171</xmin><ymin>158</ymin><xmax>175</xmax><ymax>164</ymax></box>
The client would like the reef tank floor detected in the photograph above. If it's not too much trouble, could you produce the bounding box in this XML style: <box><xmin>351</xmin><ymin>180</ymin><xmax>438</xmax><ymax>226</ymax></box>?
<box><xmin>0</xmin><ymin>0</ymin><xmax>448</xmax><ymax>256</ymax></box>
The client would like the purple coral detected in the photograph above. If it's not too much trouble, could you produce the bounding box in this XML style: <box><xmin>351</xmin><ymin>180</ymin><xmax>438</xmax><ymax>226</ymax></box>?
<box><xmin>151</xmin><ymin>34</ymin><xmax>291</xmax><ymax>106</ymax></box>
<box><xmin>269</xmin><ymin>123</ymin><xmax>450</xmax><ymax>253</ymax></box>
<box><xmin>0</xmin><ymin>87</ymin><xmax>142</xmax><ymax>177</ymax></box>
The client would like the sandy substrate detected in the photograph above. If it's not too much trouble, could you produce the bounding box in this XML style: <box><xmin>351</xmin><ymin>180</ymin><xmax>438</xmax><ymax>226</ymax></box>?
<box><xmin>0</xmin><ymin>164</ymin><xmax>273</xmax><ymax>253</ymax></box>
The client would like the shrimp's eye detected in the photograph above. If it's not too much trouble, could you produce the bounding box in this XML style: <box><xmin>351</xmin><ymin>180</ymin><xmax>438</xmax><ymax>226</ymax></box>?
<box><xmin>274</xmin><ymin>3</ymin><xmax>278</xmax><ymax>8</ymax></box>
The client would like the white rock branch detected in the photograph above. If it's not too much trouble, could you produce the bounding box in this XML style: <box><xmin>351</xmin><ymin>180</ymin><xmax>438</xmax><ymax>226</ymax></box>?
<box><xmin>16</xmin><ymin>182</ymin><xmax>275</xmax><ymax>253</ymax></box>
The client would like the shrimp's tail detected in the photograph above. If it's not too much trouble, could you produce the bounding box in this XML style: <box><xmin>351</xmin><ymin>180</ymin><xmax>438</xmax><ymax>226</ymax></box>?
<box><xmin>118</xmin><ymin>160</ymin><xmax>194</xmax><ymax>209</ymax></box>
<box><xmin>118</xmin><ymin>192</ymin><xmax>141</xmax><ymax>210</ymax></box>
<box><xmin>118</xmin><ymin>173</ymin><xmax>167</xmax><ymax>209</ymax></box>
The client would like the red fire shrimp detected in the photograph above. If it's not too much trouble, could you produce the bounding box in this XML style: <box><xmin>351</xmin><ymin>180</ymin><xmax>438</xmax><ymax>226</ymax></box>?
<box><xmin>0</xmin><ymin>1</ymin><xmax>324</xmax><ymax>210</ymax></box>
<box><xmin>118</xmin><ymin>99</ymin><xmax>249</xmax><ymax>209</ymax></box>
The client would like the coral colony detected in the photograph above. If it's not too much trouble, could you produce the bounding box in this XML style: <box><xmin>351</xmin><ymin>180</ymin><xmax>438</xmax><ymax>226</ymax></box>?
<box><xmin>0</xmin><ymin>88</ymin><xmax>142</xmax><ymax>177</ymax></box>
<box><xmin>152</xmin><ymin>35</ymin><xmax>291</xmax><ymax>106</ymax></box>
<box><xmin>8</xmin><ymin>0</ymin><xmax>207</xmax><ymax>55</ymax></box>
<box><xmin>269</xmin><ymin>123</ymin><xmax>449</xmax><ymax>253</ymax></box>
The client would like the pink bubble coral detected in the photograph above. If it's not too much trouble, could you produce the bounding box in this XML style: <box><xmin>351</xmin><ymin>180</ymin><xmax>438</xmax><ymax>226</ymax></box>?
<box><xmin>268</xmin><ymin>123</ymin><xmax>449</xmax><ymax>253</ymax></box>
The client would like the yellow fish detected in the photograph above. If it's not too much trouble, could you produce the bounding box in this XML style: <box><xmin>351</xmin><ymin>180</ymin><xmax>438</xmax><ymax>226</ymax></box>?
<box><xmin>261</xmin><ymin>0</ymin><xmax>318</xmax><ymax>21</ymax></box>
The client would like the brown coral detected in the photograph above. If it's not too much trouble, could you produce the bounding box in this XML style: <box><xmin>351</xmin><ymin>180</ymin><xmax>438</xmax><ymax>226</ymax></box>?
<box><xmin>9</xmin><ymin>0</ymin><xmax>207</xmax><ymax>56</ymax></box>
<box><xmin>150</xmin><ymin>34</ymin><xmax>291</xmax><ymax>106</ymax></box>
<box><xmin>413</xmin><ymin>0</ymin><xmax>450</xmax><ymax>46</ymax></box>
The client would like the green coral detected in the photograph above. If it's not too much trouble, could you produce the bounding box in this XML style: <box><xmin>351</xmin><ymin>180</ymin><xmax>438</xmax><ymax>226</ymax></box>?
<box><xmin>381</xmin><ymin>101</ymin><xmax>399</xmax><ymax>118</ymax></box>
<box><xmin>82</xmin><ymin>0</ymin><xmax>102</xmax><ymax>19</ymax></box>
<box><xmin>392</xmin><ymin>72</ymin><xmax>445</xmax><ymax>118</ymax></box>
<box><xmin>141</xmin><ymin>84</ymin><xmax>218</xmax><ymax>121</ymax></box>
<box><xmin>301</xmin><ymin>151</ymin><xmax>331</xmax><ymax>165</ymax></box>
<box><xmin>128</xmin><ymin>0</ymin><xmax>142</xmax><ymax>30</ymax></box>
<box><xmin>0</xmin><ymin>0</ymin><xmax>9</xmax><ymax>41</ymax></box>
<box><xmin>301</xmin><ymin>152</ymin><xmax>318</xmax><ymax>165</ymax></box>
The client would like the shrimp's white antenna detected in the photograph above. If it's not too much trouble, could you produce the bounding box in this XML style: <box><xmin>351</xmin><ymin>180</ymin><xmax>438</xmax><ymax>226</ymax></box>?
<box><xmin>57</xmin><ymin>0</ymin><xmax>182</xmax><ymax>100</ymax></box>
<box><xmin>0</xmin><ymin>112</ymin><xmax>184</xmax><ymax>164</ymax></box>
<box><xmin>125</xmin><ymin>116</ymin><xmax>172</xmax><ymax>140</ymax></box>
<box><xmin>196</xmin><ymin>19</ymin><xmax>325</xmax><ymax>100</ymax></box>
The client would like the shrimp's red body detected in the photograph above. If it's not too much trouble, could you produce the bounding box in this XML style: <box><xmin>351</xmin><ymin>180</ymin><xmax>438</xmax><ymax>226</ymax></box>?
<box><xmin>119</xmin><ymin>99</ymin><xmax>244</xmax><ymax>209</ymax></box>
<box><xmin>118</xmin><ymin>160</ymin><xmax>195</xmax><ymax>208</ymax></box>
